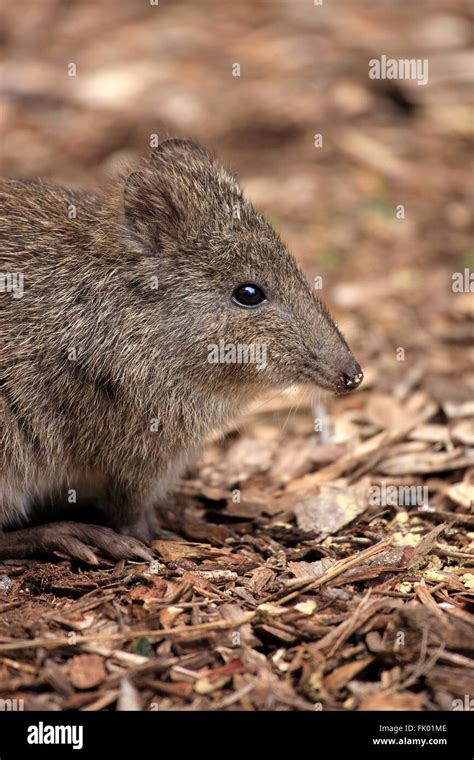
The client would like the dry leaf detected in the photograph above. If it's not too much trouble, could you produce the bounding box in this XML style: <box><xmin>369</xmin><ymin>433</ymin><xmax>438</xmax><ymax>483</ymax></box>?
<box><xmin>294</xmin><ymin>479</ymin><xmax>370</xmax><ymax>535</ymax></box>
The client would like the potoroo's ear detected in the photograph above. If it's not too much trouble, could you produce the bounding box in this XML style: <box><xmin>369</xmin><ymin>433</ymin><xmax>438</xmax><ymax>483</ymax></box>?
<box><xmin>123</xmin><ymin>138</ymin><xmax>237</xmax><ymax>252</ymax></box>
<box><xmin>123</xmin><ymin>140</ymin><xmax>214</xmax><ymax>251</ymax></box>
<box><xmin>148</xmin><ymin>137</ymin><xmax>210</xmax><ymax>166</ymax></box>
<box><xmin>123</xmin><ymin>167</ymin><xmax>182</xmax><ymax>252</ymax></box>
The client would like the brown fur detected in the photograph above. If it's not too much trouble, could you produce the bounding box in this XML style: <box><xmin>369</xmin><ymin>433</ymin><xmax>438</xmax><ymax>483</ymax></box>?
<box><xmin>0</xmin><ymin>139</ymin><xmax>362</xmax><ymax>562</ymax></box>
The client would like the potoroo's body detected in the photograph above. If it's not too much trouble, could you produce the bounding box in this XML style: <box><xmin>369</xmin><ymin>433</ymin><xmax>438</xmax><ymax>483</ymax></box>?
<box><xmin>0</xmin><ymin>139</ymin><xmax>362</xmax><ymax>563</ymax></box>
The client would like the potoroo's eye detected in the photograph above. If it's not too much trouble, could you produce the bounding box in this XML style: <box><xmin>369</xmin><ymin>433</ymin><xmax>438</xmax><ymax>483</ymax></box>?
<box><xmin>232</xmin><ymin>283</ymin><xmax>267</xmax><ymax>308</ymax></box>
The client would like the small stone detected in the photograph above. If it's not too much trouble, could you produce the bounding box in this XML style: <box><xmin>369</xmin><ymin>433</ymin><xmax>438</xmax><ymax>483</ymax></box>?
<box><xmin>69</xmin><ymin>654</ymin><xmax>106</xmax><ymax>690</ymax></box>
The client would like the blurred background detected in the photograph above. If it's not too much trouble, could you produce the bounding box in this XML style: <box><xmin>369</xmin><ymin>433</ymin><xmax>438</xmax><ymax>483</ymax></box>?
<box><xmin>0</xmin><ymin>0</ymin><xmax>472</xmax><ymax>404</ymax></box>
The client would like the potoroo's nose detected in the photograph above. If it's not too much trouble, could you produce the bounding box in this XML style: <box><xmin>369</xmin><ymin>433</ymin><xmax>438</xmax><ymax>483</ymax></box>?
<box><xmin>338</xmin><ymin>359</ymin><xmax>364</xmax><ymax>393</ymax></box>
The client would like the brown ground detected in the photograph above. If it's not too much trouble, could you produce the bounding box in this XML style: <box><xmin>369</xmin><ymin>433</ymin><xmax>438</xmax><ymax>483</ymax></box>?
<box><xmin>0</xmin><ymin>0</ymin><xmax>472</xmax><ymax>711</ymax></box>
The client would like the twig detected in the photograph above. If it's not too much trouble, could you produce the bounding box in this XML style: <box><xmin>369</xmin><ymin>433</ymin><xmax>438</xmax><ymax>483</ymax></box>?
<box><xmin>0</xmin><ymin>612</ymin><xmax>257</xmax><ymax>653</ymax></box>
<box><xmin>326</xmin><ymin>589</ymin><xmax>373</xmax><ymax>658</ymax></box>
<box><xmin>286</xmin><ymin>402</ymin><xmax>436</xmax><ymax>491</ymax></box>
<box><xmin>434</xmin><ymin>544</ymin><xmax>474</xmax><ymax>561</ymax></box>
<box><xmin>212</xmin><ymin>683</ymin><xmax>255</xmax><ymax>709</ymax></box>
<box><xmin>274</xmin><ymin>535</ymin><xmax>392</xmax><ymax>606</ymax></box>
